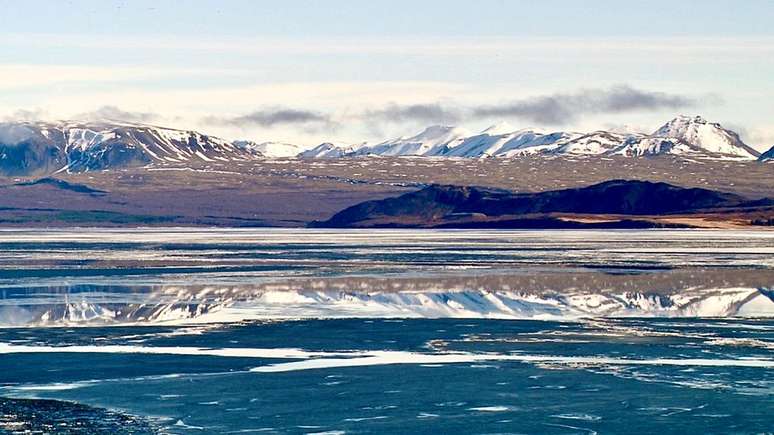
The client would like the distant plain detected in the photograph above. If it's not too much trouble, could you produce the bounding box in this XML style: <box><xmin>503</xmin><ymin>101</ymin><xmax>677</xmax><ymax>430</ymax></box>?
<box><xmin>0</xmin><ymin>156</ymin><xmax>771</xmax><ymax>227</ymax></box>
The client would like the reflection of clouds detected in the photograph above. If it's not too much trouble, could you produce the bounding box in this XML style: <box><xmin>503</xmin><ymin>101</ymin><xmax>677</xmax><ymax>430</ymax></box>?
<box><xmin>2</xmin><ymin>276</ymin><xmax>772</xmax><ymax>326</ymax></box>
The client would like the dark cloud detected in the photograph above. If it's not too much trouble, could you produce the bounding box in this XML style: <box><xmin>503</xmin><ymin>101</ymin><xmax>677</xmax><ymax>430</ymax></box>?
<box><xmin>203</xmin><ymin>108</ymin><xmax>331</xmax><ymax>128</ymax></box>
<box><xmin>474</xmin><ymin>97</ymin><xmax>569</xmax><ymax>124</ymax></box>
<box><xmin>472</xmin><ymin>85</ymin><xmax>698</xmax><ymax>124</ymax></box>
<box><xmin>362</xmin><ymin>103</ymin><xmax>461</xmax><ymax>124</ymax></box>
<box><xmin>201</xmin><ymin>86</ymin><xmax>703</xmax><ymax>132</ymax></box>
<box><xmin>598</xmin><ymin>86</ymin><xmax>694</xmax><ymax>112</ymax></box>
<box><xmin>361</xmin><ymin>86</ymin><xmax>698</xmax><ymax>126</ymax></box>
<box><xmin>78</xmin><ymin>105</ymin><xmax>159</xmax><ymax>123</ymax></box>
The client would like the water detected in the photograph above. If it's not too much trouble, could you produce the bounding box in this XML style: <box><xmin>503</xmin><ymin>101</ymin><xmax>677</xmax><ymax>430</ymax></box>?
<box><xmin>0</xmin><ymin>229</ymin><xmax>772</xmax><ymax>433</ymax></box>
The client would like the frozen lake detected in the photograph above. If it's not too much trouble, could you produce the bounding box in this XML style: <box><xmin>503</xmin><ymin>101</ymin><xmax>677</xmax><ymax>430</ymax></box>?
<box><xmin>0</xmin><ymin>229</ymin><xmax>772</xmax><ymax>433</ymax></box>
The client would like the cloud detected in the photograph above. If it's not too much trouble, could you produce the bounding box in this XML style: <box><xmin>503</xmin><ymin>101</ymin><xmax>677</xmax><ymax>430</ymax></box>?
<box><xmin>2</xmin><ymin>108</ymin><xmax>48</xmax><ymax>122</ymax></box>
<box><xmin>0</xmin><ymin>64</ymin><xmax>241</xmax><ymax>91</ymax></box>
<box><xmin>0</xmin><ymin>108</ymin><xmax>48</xmax><ymax>145</ymax></box>
<box><xmin>198</xmin><ymin>85</ymin><xmax>704</xmax><ymax>138</ymax></box>
<box><xmin>207</xmin><ymin>103</ymin><xmax>460</xmax><ymax>133</ymax></box>
<box><xmin>733</xmin><ymin>124</ymin><xmax>774</xmax><ymax>152</ymax></box>
<box><xmin>361</xmin><ymin>103</ymin><xmax>461</xmax><ymax>124</ymax></box>
<box><xmin>78</xmin><ymin>105</ymin><xmax>159</xmax><ymax>123</ymax></box>
<box><xmin>203</xmin><ymin>107</ymin><xmax>332</xmax><ymax>128</ymax></box>
<box><xmin>356</xmin><ymin>86</ymin><xmax>699</xmax><ymax>127</ymax></box>
<box><xmin>0</xmin><ymin>123</ymin><xmax>37</xmax><ymax>145</ymax></box>
<box><xmin>472</xmin><ymin>85</ymin><xmax>698</xmax><ymax>124</ymax></box>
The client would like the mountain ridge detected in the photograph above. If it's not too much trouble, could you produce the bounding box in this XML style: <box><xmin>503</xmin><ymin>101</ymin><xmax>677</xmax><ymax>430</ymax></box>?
<box><xmin>0</xmin><ymin>115</ymin><xmax>767</xmax><ymax>176</ymax></box>
<box><xmin>0</xmin><ymin>120</ymin><xmax>263</xmax><ymax>176</ymax></box>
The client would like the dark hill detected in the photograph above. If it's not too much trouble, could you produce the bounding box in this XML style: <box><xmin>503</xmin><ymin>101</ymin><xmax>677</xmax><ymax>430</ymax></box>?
<box><xmin>13</xmin><ymin>178</ymin><xmax>107</xmax><ymax>196</ymax></box>
<box><xmin>315</xmin><ymin>180</ymin><xmax>770</xmax><ymax>228</ymax></box>
<box><xmin>760</xmin><ymin>145</ymin><xmax>774</xmax><ymax>162</ymax></box>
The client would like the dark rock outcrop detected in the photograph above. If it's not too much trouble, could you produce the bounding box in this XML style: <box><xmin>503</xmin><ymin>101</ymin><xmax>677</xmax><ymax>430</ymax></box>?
<box><xmin>316</xmin><ymin>180</ymin><xmax>770</xmax><ymax>228</ymax></box>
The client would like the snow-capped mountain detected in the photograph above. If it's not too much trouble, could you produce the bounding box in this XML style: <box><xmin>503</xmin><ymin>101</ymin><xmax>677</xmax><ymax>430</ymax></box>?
<box><xmin>300</xmin><ymin>116</ymin><xmax>761</xmax><ymax>160</ymax></box>
<box><xmin>760</xmin><ymin>145</ymin><xmax>774</xmax><ymax>161</ymax></box>
<box><xmin>0</xmin><ymin>121</ymin><xmax>263</xmax><ymax>175</ymax></box>
<box><xmin>651</xmin><ymin>115</ymin><xmax>760</xmax><ymax>158</ymax></box>
<box><xmin>351</xmin><ymin>125</ymin><xmax>469</xmax><ymax>157</ymax></box>
<box><xmin>438</xmin><ymin>128</ymin><xmax>576</xmax><ymax>158</ymax></box>
<box><xmin>233</xmin><ymin>140</ymin><xmax>303</xmax><ymax>158</ymax></box>
<box><xmin>298</xmin><ymin>141</ymin><xmax>366</xmax><ymax>158</ymax></box>
<box><xmin>0</xmin><ymin>116</ymin><xmax>764</xmax><ymax>176</ymax></box>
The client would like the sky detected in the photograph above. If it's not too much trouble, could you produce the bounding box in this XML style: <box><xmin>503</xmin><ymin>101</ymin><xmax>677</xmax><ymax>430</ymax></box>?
<box><xmin>1</xmin><ymin>0</ymin><xmax>773</xmax><ymax>150</ymax></box>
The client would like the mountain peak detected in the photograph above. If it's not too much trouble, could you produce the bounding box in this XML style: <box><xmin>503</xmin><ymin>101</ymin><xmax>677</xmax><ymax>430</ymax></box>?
<box><xmin>674</xmin><ymin>114</ymin><xmax>707</xmax><ymax>123</ymax></box>
<box><xmin>652</xmin><ymin>116</ymin><xmax>759</xmax><ymax>158</ymax></box>
<box><xmin>481</xmin><ymin>121</ymin><xmax>516</xmax><ymax>136</ymax></box>
<box><xmin>408</xmin><ymin>125</ymin><xmax>467</xmax><ymax>141</ymax></box>
<box><xmin>654</xmin><ymin>115</ymin><xmax>720</xmax><ymax>130</ymax></box>
<box><xmin>298</xmin><ymin>141</ymin><xmax>364</xmax><ymax>159</ymax></box>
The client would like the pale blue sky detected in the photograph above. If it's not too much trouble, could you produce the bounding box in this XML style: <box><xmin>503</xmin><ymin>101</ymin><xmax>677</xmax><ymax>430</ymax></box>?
<box><xmin>3</xmin><ymin>0</ymin><xmax>773</xmax><ymax>37</ymax></box>
<box><xmin>1</xmin><ymin>0</ymin><xmax>773</xmax><ymax>149</ymax></box>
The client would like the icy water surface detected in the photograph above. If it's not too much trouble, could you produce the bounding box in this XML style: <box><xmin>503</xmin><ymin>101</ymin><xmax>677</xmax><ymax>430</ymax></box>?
<box><xmin>0</xmin><ymin>229</ymin><xmax>772</xmax><ymax>433</ymax></box>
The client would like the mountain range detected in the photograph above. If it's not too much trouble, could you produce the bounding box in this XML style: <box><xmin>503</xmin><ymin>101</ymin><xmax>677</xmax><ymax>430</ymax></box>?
<box><xmin>0</xmin><ymin>116</ymin><xmax>771</xmax><ymax>176</ymax></box>
<box><xmin>302</xmin><ymin>115</ymin><xmax>765</xmax><ymax>160</ymax></box>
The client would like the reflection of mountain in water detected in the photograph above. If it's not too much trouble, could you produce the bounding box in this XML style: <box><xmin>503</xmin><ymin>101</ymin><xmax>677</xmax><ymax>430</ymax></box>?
<box><xmin>3</xmin><ymin>283</ymin><xmax>773</xmax><ymax>326</ymax></box>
